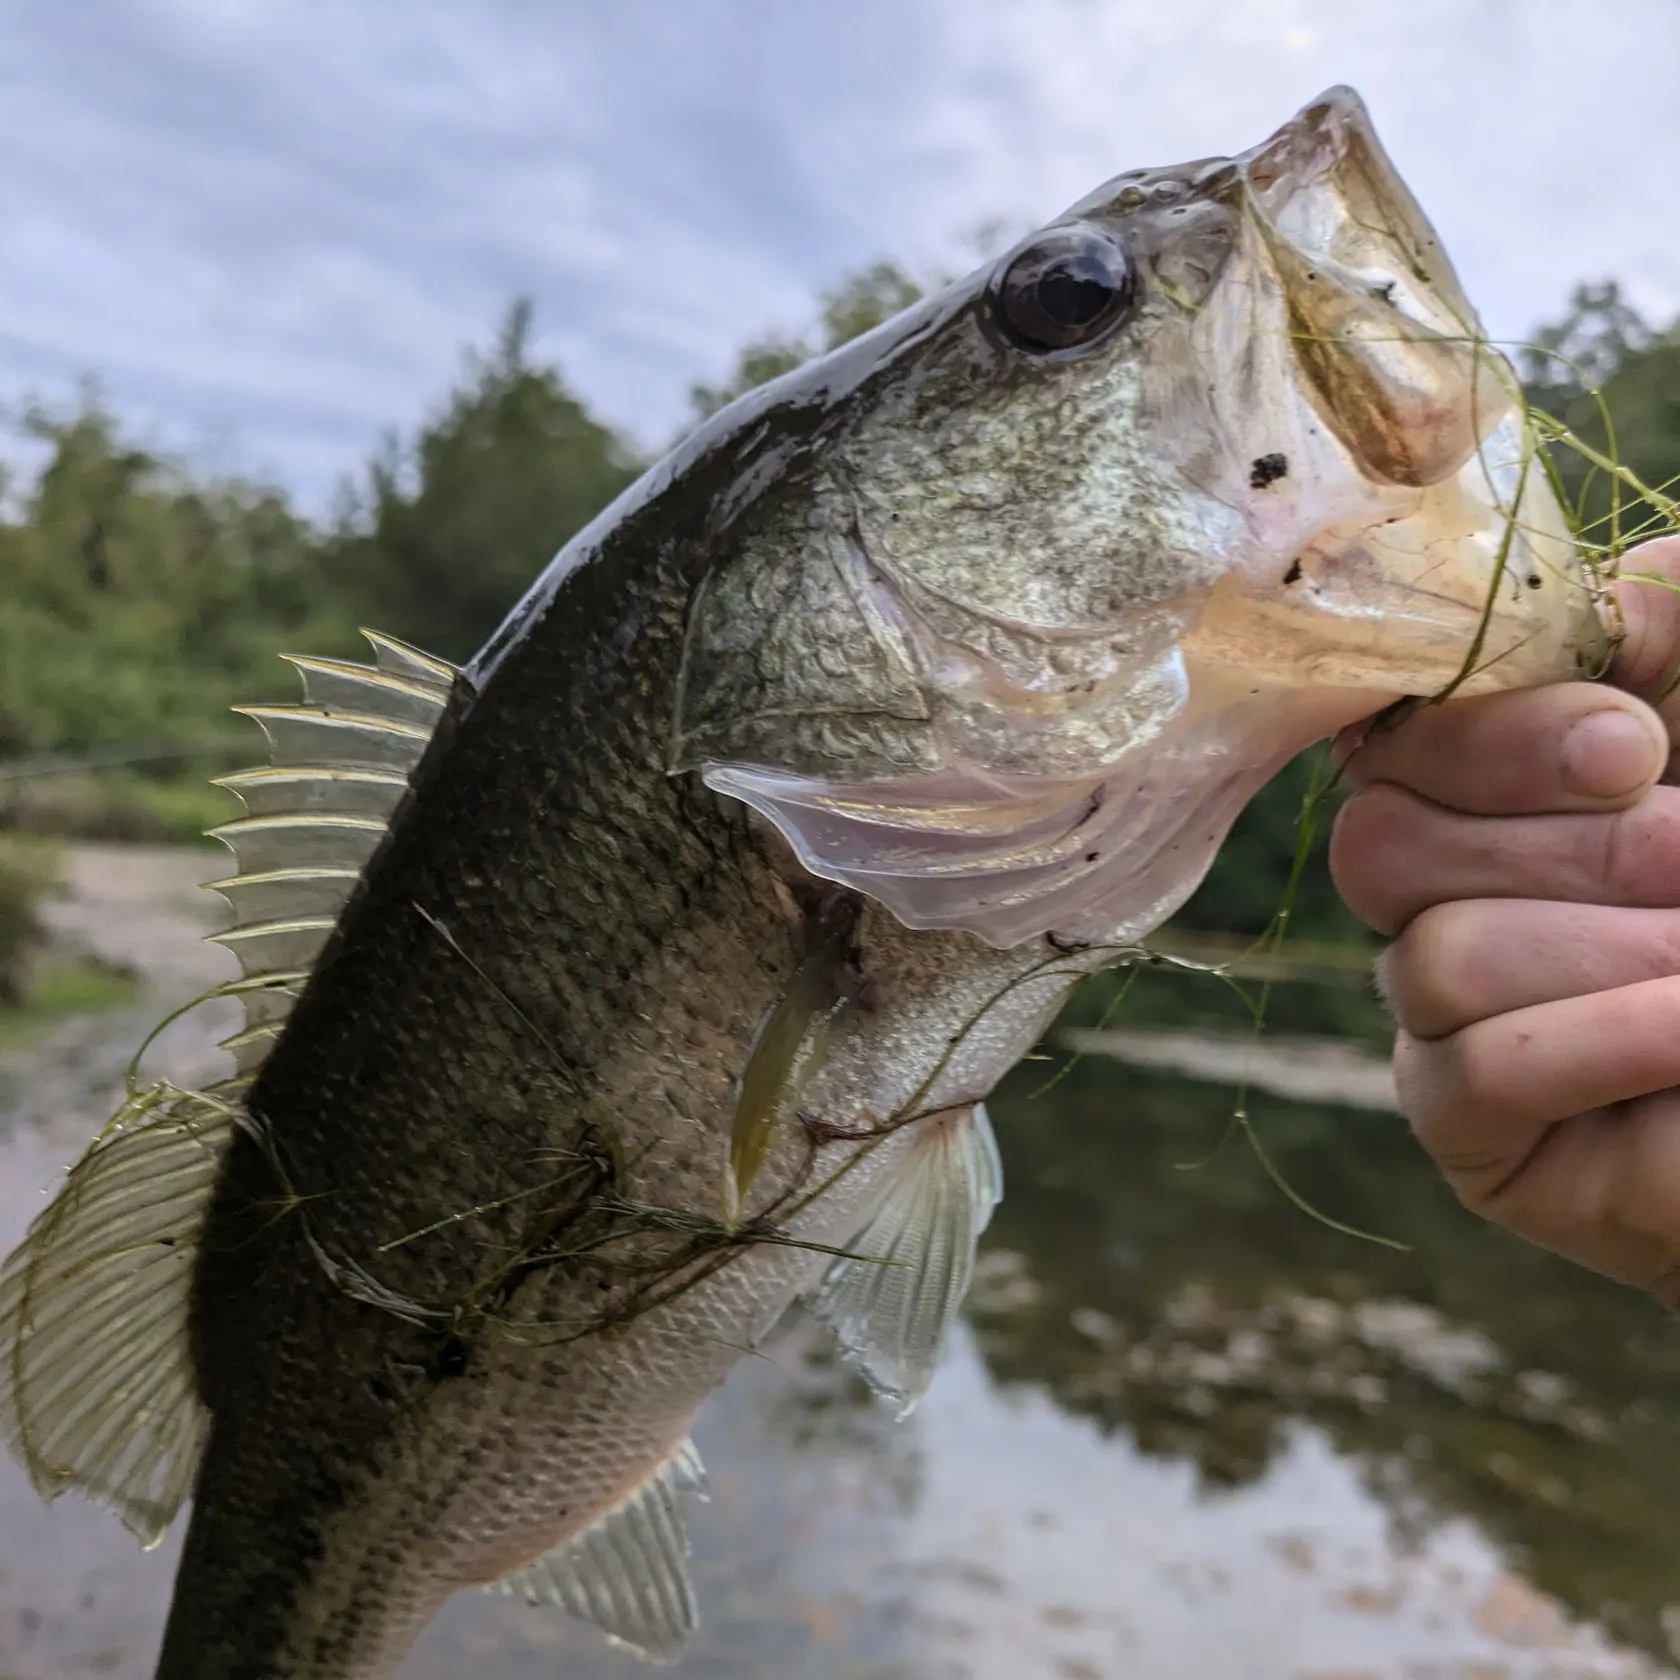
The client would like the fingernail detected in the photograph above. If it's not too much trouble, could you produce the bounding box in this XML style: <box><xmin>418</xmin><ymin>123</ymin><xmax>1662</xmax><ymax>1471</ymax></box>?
<box><xmin>1560</xmin><ymin>707</ymin><xmax>1664</xmax><ymax>799</ymax></box>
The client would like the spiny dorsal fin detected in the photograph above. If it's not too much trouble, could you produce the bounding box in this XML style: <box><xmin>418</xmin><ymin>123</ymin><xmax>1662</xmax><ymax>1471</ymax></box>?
<box><xmin>0</xmin><ymin>1092</ymin><xmax>238</xmax><ymax>1546</ymax></box>
<box><xmin>0</xmin><ymin>631</ymin><xmax>453</xmax><ymax>1545</ymax></box>
<box><xmin>206</xmin><ymin>630</ymin><xmax>455</xmax><ymax>1072</ymax></box>
<box><xmin>808</xmin><ymin>1102</ymin><xmax>1003</xmax><ymax>1419</ymax></box>
<box><xmin>490</xmin><ymin>1437</ymin><xmax>709</xmax><ymax>1659</ymax></box>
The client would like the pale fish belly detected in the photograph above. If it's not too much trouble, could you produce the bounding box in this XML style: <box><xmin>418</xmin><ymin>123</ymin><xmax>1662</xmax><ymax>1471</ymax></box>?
<box><xmin>268</xmin><ymin>1110</ymin><xmax>939</xmax><ymax>1675</ymax></box>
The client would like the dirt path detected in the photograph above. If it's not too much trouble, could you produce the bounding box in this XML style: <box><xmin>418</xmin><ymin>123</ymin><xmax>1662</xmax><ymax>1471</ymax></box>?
<box><xmin>3</xmin><ymin>843</ymin><xmax>238</xmax><ymax>1142</ymax></box>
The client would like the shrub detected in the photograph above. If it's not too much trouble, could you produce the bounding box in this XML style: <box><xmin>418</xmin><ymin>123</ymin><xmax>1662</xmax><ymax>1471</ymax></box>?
<box><xmin>0</xmin><ymin>837</ymin><xmax>60</xmax><ymax>1004</ymax></box>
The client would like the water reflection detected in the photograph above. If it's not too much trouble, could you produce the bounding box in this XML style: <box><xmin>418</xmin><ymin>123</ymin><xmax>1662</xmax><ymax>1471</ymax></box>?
<box><xmin>976</xmin><ymin>1055</ymin><xmax>1680</xmax><ymax>1663</ymax></box>
<box><xmin>0</xmin><ymin>869</ymin><xmax>1675</xmax><ymax>1676</ymax></box>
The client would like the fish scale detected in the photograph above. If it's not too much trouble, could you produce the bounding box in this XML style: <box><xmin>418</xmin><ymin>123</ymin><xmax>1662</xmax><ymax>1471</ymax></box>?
<box><xmin>0</xmin><ymin>87</ymin><xmax>1607</xmax><ymax>1678</ymax></box>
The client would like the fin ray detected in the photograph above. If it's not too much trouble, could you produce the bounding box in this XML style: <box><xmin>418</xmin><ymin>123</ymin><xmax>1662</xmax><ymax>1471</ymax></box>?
<box><xmin>364</xmin><ymin>628</ymin><xmax>458</xmax><ymax>686</ymax></box>
<box><xmin>809</xmin><ymin>1102</ymin><xmax>1003</xmax><ymax>1418</ymax></box>
<box><xmin>279</xmin><ymin>654</ymin><xmax>451</xmax><ymax>729</ymax></box>
<box><xmin>233</xmin><ymin>705</ymin><xmax>435</xmax><ymax>773</ymax></box>
<box><xmin>490</xmin><ymin>1436</ymin><xmax>708</xmax><ymax>1659</ymax></box>
<box><xmin>0</xmin><ymin>1106</ymin><xmax>235</xmax><ymax>1546</ymax></box>
<box><xmin>208</xmin><ymin>814</ymin><xmax>389</xmax><ymax>876</ymax></box>
<box><xmin>208</xmin><ymin>632</ymin><xmax>457</xmax><ymax>1050</ymax></box>
<box><xmin>202</xmin><ymin>866</ymin><xmax>364</xmax><ymax>925</ymax></box>
<box><xmin>0</xmin><ymin>629</ymin><xmax>455</xmax><ymax>1548</ymax></box>
<box><xmin>208</xmin><ymin>917</ymin><xmax>336</xmax><ymax>978</ymax></box>
<box><xmin>212</xmin><ymin>766</ymin><xmax>410</xmax><ymax>820</ymax></box>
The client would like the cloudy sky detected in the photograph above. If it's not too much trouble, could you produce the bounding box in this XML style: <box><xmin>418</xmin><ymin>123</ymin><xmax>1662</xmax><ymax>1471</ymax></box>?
<box><xmin>3</xmin><ymin>0</ymin><xmax>1677</xmax><ymax>508</ymax></box>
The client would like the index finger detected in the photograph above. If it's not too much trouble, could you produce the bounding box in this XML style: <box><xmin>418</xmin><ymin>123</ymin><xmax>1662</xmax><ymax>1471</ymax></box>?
<box><xmin>1336</xmin><ymin>683</ymin><xmax>1666</xmax><ymax>816</ymax></box>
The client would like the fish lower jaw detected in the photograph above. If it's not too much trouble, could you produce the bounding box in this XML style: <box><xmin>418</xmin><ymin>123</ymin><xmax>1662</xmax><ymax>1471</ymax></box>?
<box><xmin>1181</xmin><ymin>556</ymin><xmax>1604</xmax><ymax>700</ymax></box>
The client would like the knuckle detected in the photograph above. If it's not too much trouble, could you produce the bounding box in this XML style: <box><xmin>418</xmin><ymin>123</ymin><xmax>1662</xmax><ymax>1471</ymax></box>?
<box><xmin>1397</xmin><ymin>1027</ymin><xmax>1530</xmax><ymax>1195</ymax></box>
<box><xmin>1580</xmin><ymin>796</ymin><xmax>1680</xmax><ymax>905</ymax></box>
<box><xmin>1604</xmin><ymin>788</ymin><xmax>1680</xmax><ymax>898</ymax></box>
<box><xmin>1428</xmin><ymin>1130</ymin><xmax>1531</xmax><ymax>1221</ymax></box>
<box><xmin>1382</xmin><ymin>903</ymin><xmax>1482</xmax><ymax>1037</ymax></box>
<box><xmin>1448</xmin><ymin>1028</ymin><xmax>1520</xmax><ymax>1125</ymax></box>
<box><xmin>1445</xmin><ymin>1164</ymin><xmax>1510</xmax><ymax>1220</ymax></box>
<box><xmin>1329</xmin><ymin>788</ymin><xmax>1414</xmax><ymax>934</ymax></box>
<box><xmin>1579</xmin><ymin>805</ymin><xmax>1634</xmax><ymax>903</ymax></box>
<box><xmin>1393</xmin><ymin>1035</ymin><xmax>1462</xmax><ymax>1150</ymax></box>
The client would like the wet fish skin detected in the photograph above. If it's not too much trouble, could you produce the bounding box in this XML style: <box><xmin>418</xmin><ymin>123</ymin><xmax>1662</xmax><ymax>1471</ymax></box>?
<box><xmin>161</xmin><ymin>512</ymin><xmax>800</xmax><ymax>1669</ymax></box>
<box><xmin>157</xmin><ymin>450</ymin><xmax>1054</xmax><ymax>1672</ymax></box>
<box><xmin>0</xmin><ymin>88</ymin><xmax>1605</xmax><ymax>1677</ymax></box>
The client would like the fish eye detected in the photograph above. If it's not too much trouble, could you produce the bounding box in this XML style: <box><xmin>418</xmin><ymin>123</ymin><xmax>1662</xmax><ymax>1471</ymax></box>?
<box><xmin>991</xmin><ymin>224</ymin><xmax>1136</xmax><ymax>354</ymax></box>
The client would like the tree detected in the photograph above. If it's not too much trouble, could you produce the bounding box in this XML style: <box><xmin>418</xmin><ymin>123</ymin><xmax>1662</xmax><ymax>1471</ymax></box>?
<box><xmin>1522</xmin><ymin>281</ymin><xmax>1680</xmax><ymax>551</ymax></box>
<box><xmin>326</xmin><ymin>300</ymin><xmax>643</xmax><ymax>664</ymax></box>
<box><xmin>0</xmin><ymin>389</ymin><xmax>341</xmax><ymax>759</ymax></box>
<box><xmin>688</xmin><ymin>261</ymin><xmax>927</xmax><ymax>421</ymax></box>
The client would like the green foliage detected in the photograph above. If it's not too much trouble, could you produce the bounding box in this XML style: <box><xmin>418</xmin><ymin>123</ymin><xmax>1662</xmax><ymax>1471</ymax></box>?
<box><xmin>0</xmin><ymin>769</ymin><xmax>236</xmax><ymax>845</ymax></box>
<box><xmin>1522</xmin><ymin>281</ymin><xmax>1680</xmax><ymax>549</ymax></box>
<box><xmin>326</xmin><ymin>300</ymin><xmax>642</xmax><ymax>664</ymax></box>
<box><xmin>0</xmin><ymin>836</ymin><xmax>58</xmax><ymax>1003</ymax></box>
<box><xmin>0</xmin><ymin>304</ymin><xmax>641</xmax><ymax>849</ymax></box>
<box><xmin>0</xmin><ymin>953</ymin><xmax>142</xmax><ymax>1043</ymax></box>
<box><xmin>0</xmin><ymin>390</ymin><xmax>347</xmax><ymax>762</ymax></box>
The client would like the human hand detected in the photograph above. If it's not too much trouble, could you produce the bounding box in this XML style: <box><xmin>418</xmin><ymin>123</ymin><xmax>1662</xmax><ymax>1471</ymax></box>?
<box><xmin>1330</xmin><ymin>536</ymin><xmax>1680</xmax><ymax>1301</ymax></box>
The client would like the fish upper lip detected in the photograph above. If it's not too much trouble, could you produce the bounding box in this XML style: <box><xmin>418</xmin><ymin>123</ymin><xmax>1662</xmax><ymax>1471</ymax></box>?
<box><xmin>1232</xmin><ymin>84</ymin><xmax>1475</xmax><ymax>328</ymax></box>
<box><xmin>1236</xmin><ymin>85</ymin><xmax>1374</xmax><ymax>203</ymax></box>
<box><xmin>1221</xmin><ymin>86</ymin><xmax>1508</xmax><ymax>491</ymax></box>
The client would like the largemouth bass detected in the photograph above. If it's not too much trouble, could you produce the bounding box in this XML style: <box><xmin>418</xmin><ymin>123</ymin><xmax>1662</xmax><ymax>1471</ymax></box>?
<box><xmin>0</xmin><ymin>87</ymin><xmax>1606</xmax><ymax>1677</ymax></box>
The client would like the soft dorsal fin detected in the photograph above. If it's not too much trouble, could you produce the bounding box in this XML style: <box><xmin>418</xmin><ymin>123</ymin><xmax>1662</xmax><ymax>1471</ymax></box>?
<box><xmin>205</xmin><ymin>629</ymin><xmax>456</xmax><ymax>1073</ymax></box>
<box><xmin>808</xmin><ymin>1103</ymin><xmax>1003</xmax><ymax>1418</ymax></box>
<box><xmin>0</xmin><ymin>1091</ymin><xmax>237</xmax><ymax>1546</ymax></box>
<box><xmin>0</xmin><ymin>630</ymin><xmax>453</xmax><ymax>1548</ymax></box>
<box><xmin>490</xmin><ymin>1437</ymin><xmax>709</xmax><ymax>1659</ymax></box>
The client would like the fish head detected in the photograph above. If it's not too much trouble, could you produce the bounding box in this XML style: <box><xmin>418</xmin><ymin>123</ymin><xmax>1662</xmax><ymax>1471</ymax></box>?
<box><xmin>674</xmin><ymin>87</ymin><xmax>1609</xmax><ymax>950</ymax></box>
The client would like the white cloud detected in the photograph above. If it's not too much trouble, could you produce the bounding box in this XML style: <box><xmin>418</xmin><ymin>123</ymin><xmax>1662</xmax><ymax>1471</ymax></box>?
<box><xmin>0</xmin><ymin>0</ymin><xmax>1674</xmax><ymax>506</ymax></box>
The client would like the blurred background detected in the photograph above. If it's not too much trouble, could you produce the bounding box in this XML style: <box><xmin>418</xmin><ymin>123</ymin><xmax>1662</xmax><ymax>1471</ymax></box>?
<box><xmin>3</xmin><ymin>2</ymin><xmax>1680</xmax><ymax>1675</ymax></box>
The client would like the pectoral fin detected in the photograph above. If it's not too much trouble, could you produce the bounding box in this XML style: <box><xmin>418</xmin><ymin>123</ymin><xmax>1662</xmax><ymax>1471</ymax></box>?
<box><xmin>489</xmin><ymin>1437</ymin><xmax>709</xmax><ymax>1660</ymax></box>
<box><xmin>727</xmin><ymin>922</ymin><xmax>852</xmax><ymax>1226</ymax></box>
<box><xmin>808</xmin><ymin>1102</ymin><xmax>1003</xmax><ymax>1418</ymax></box>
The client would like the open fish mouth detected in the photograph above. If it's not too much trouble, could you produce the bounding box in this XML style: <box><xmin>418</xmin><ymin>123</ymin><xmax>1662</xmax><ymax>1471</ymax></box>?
<box><xmin>1118</xmin><ymin>85</ymin><xmax>1609</xmax><ymax>703</ymax></box>
<box><xmin>677</xmin><ymin>86</ymin><xmax>1609</xmax><ymax>951</ymax></box>
<box><xmin>1239</xmin><ymin>85</ymin><xmax>1500</xmax><ymax>492</ymax></box>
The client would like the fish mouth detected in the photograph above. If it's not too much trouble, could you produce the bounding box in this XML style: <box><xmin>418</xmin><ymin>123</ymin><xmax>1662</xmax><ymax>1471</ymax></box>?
<box><xmin>1236</xmin><ymin>86</ymin><xmax>1507</xmax><ymax>490</ymax></box>
<box><xmin>1152</xmin><ymin>88</ymin><xmax>1609</xmax><ymax>699</ymax></box>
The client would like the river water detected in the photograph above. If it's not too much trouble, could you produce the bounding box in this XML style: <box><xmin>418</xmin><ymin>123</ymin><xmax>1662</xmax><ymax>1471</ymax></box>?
<box><xmin>0</xmin><ymin>847</ymin><xmax>1674</xmax><ymax>1679</ymax></box>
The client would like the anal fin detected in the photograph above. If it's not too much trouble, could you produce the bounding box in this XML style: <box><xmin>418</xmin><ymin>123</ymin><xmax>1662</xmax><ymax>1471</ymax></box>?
<box><xmin>489</xmin><ymin>1437</ymin><xmax>708</xmax><ymax>1660</ymax></box>
<box><xmin>809</xmin><ymin>1102</ymin><xmax>1003</xmax><ymax>1419</ymax></box>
